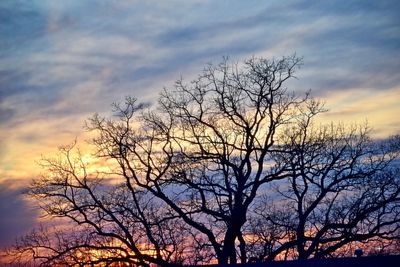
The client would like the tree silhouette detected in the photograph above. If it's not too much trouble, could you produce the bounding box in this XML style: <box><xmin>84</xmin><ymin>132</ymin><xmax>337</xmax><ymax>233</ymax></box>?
<box><xmin>9</xmin><ymin>56</ymin><xmax>400</xmax><ymax>266</ymax></box>
<box><xmin>246</xmin><ymin>124</ymin><xmax>400</xmax><ymax>260</ymax></box>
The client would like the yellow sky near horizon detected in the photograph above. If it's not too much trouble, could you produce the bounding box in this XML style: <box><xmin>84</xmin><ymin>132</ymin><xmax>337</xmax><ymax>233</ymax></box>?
<box><xmin>1</xmin><ymin>85</ymin><xmax>399</xmax><ymax>186</ymax></box>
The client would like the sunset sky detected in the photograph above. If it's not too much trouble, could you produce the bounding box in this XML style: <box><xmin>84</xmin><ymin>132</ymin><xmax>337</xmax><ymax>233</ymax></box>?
<box><xmin>0</xmin><ymin>0</ymin><xmax>399</xmax><ymax>249</ymax></box>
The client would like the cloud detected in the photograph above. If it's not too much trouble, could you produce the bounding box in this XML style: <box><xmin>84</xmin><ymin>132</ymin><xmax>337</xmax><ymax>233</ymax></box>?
<box><xmin>241</xmin><ymin>0</ymin><xmax>400</xmax><ymax>97</ymax></box>
<box><xmin>0</xmin><ymin>107</ymin><xmax>15</xmax><ymax>123</ymax></box>
<box><xmin>0</xmin><ymin>179</ymin><xmax>38</xmax><ymax>249</ymax></box>
<box><xmin>318</xmin><ymin>86</ymin><xmax>400</xmax><ymax>137</ymax></box>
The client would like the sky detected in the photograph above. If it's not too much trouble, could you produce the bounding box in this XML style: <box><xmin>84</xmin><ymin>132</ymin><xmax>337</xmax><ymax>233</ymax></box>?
<box><xmin>0</xmin><ymin>0</ymin><xmax>399</xmax><ymax>249</ymax></box>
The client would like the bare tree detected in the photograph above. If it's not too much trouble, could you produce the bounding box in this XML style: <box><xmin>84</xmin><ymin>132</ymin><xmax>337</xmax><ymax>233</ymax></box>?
<box><xmin>10</xmin><ymin>142</ymin><xmax>196</xmax><ymax>267</ymax></box>
<box><xmin>9</xmin><ymin>56</ymin><xmax>400</xmax><ymax>266</ymax></box>
<box><xmin>246</xmin><ymin>106</ymin><xmax>400</xmax><ymax>260</ymax></box>
<box><xmin>139</xmin><ymin>55</ymin><xmax>306</xmax><ymax>264</ymax></box>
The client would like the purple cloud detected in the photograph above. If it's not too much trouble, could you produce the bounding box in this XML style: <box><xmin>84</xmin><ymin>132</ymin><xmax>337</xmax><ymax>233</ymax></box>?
<box><xmin>0</xmin><ymin>179</ymin><xmax>38</xmax><ymax>249</ymax></box>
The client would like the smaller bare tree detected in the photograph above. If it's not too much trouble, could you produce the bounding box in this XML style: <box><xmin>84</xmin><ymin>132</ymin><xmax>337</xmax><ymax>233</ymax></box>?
<box><xmin>247</xmin><ymin>104</ymin><xmax>400</xmax><ymax>260</ymax></box>
<box><xmin>9</xmin><ymin>139</ymin><xmax>198</xmax><ymax>267</ymax></box>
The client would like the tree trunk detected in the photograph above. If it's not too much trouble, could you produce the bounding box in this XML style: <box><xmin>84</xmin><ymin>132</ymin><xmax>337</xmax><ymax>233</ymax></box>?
<box><xmin>297</xmin><ymin>222</ymin><xmax>307</xmax><ymax>260</ymax></box>
<box><xmin>220</xmin><ymin>231</ymin><xmax>237</xmax><ymax>264</ymax></box>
